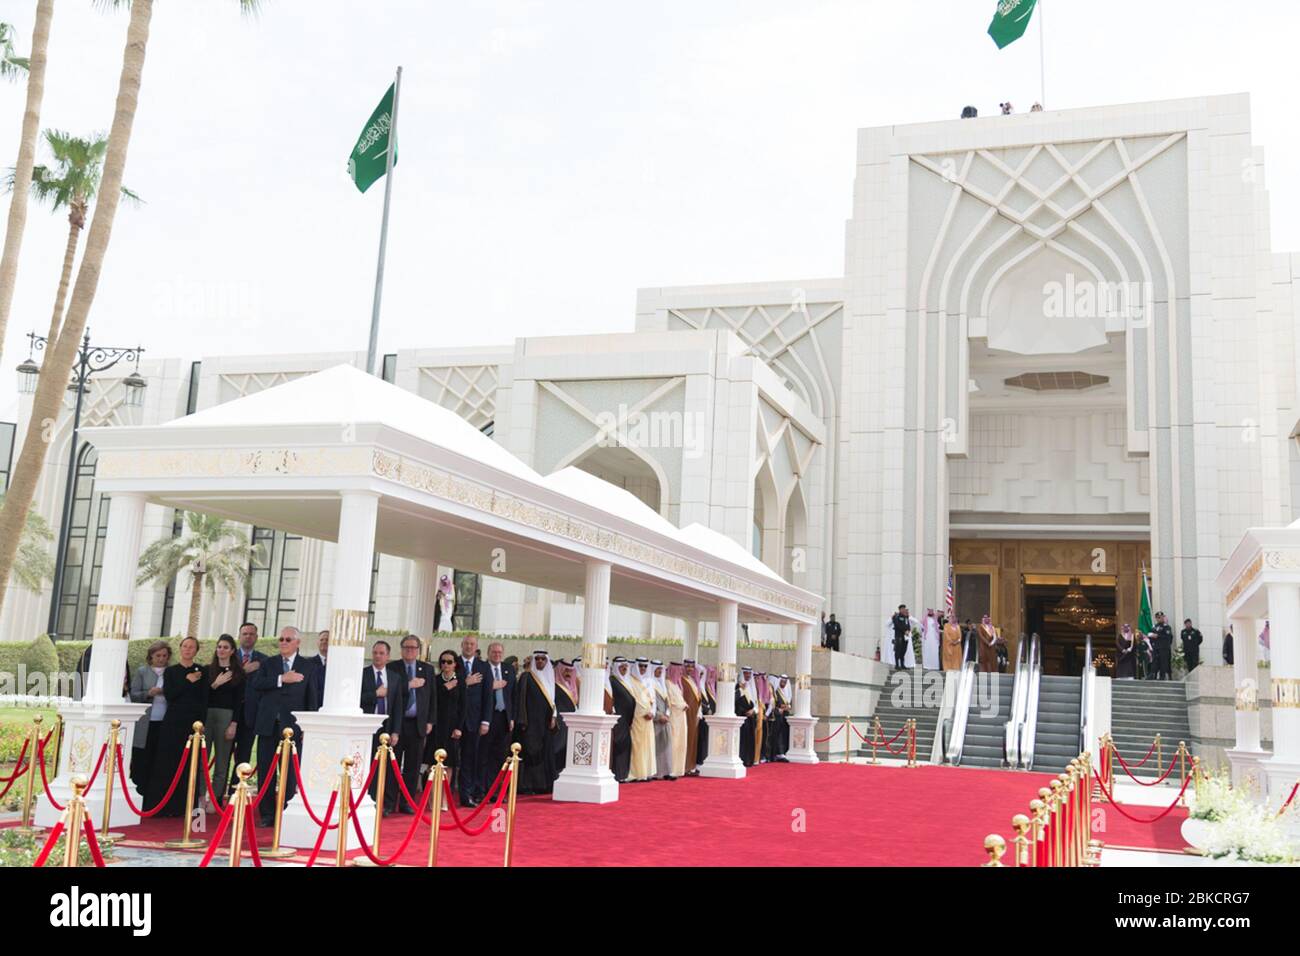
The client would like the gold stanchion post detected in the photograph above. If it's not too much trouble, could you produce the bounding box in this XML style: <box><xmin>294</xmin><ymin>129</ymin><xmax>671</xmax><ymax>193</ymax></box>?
<box><xmin>1155</xmin><ymin>732</ymin><xmax>1162</xmax><ymax>772</ymax></box>
<box><xmin>227</xmin><ymin>763</ymin><xmax>253</xmax><ymax>868</ymax></box>
<box><xmin>426</xmin><ymin>749</ymin><xmax>446</xmax><ymax>868</ymax></box>
<box><xmin>981</xmin><ymin>834</ymin><xmax>1006</xmax><ymax>866</ymax></box>
<box><xmin>503</xmin><ymin>742</ymin><xmax>521</xmax><ymax>868</ymax></box>
<box><xmin>14</xmin><ymin>715</ymin><xmax>44</xmax><ymax>835</ymax></box>
<box><xmin>164</xmin><ymin>722</ymin><xmax>206</xmax><ymax>849</ymax></box>
<box><xmin>843</xmin><ymin>716</ymin><xmax>852</xmax><ymax>764</ymax></box>
<box><xmin>1178</xmin><ymin>741</ymin><xmax>1188</xmax><ymax>806</ymax></box>
<box><xmin>1028</xmin><ymin>798</ymin><xmax>1044</xmax><ymax>867</ymax></box>
<box><xmin>261</xmin><ymin>728</ymin><xmax>297</xmax><ymax>859</ymax></box>
<box><xmin>356</xmin><ymin>733</ymin><xmax>391</xmax><ymax>868</ymax></box>
<box><xmin>62</xmin><ymin>775</ymin><xmax>89</xmax><ymax>868</ymax></box>
<box><xmin>1049</xmin><ymin>779</ymin><xmax>1063</xmax><ymax>867</ymax></box>
<box><xmin>335</xmin><ymin>757</ymin><xmax>354</xmax><ymax>869</ymax></box>
<box><xmin>1011</xmin><ymin>813</ymin><xmax>1030</xmax><ymax>867</ymax></box>
<box><xmin>52</xmin><ymin>713</ymin><xmax>64</xmax><ymax>777</ymax></box>
<box><xmin>98</xmin><ymin>719</ymin><xmax>124</xmax><ymax>843</ymax></box>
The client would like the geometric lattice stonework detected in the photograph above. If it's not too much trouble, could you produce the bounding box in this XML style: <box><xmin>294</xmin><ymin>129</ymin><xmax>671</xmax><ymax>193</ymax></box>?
<box><xmin>1003</xmin><ymin>371</ymin><xmax>1109</xmax><ymax>392</ymax></box>
<box><xmin>419</xmin><ymin>365</ymin><xmax>498</xmax><ymax>430</ymax></box>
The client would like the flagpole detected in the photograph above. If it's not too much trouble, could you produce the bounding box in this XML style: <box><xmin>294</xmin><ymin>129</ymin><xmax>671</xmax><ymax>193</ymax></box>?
<box><xmin>366</xmin><ymin>65</ymin><xmax>403</xmax><ymax>377</ymax></box>
<box><xmin>1038</xmin><ymin>0</ymin><xmax>1046</xmax><ymax>107</ymax></box>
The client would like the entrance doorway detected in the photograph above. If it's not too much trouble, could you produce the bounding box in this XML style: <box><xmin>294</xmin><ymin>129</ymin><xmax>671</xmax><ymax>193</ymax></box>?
<box><xmin>1022</xmin><ymin>576</ymin><xmax>1116</xmax><ymax>676</ymax></box>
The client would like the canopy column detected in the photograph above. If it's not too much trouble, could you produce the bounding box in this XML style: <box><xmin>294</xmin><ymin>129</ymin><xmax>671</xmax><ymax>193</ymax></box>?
<box><xmin>1263</xmin><ymin>584</ymin><xmax>1300</xmax><ymax>806</ymax></box>
<box><xmin>553</xmin><ymin>559</ymin><xmax>620</xmax><ymax>803</ymax></box>
<box><xmin>1225</xmin><ymin>613</ymin><xmax>1266</xmax><ymax>794</ymax></box>
<box><xmin>36</xmin><ymin>492</ymin><xmax>149</xmax><ymax>829</ymax></box>
<box><xmin>279</xmin><ymin>490</ymin><xmax>385</xmax><ymax>849</ymax></box>
<box><xmin>700</xmin><ymin>599</ymin><xmax>746</xmax><ymax>778</ymax></box>
<box><xmin>405</xmin><ymin>558</ymin><xmax>439</xmax><ymax>647</ymax></box>
<box><xmin>786</xmin><ymin>621</ymin><xmax>819</xmax><ymax>764</ymax></box>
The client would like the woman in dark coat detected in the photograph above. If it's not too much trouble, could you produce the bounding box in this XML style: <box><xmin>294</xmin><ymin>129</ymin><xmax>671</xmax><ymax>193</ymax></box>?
<box><xmin>145</xmin><ymin>637</ymin><xmax>209</xmax><ymax>816</ymax></box>
<box><xmin>428</xmin><ymin>648</ymin><xmax>466</xmax><ymax>802</ymax></box>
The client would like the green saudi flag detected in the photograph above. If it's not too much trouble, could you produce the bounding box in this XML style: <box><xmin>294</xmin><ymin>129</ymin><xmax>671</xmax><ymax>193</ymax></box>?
<box><xmin>1138</xmin><ymin>569</ymin><xmax>1154</xmax><ymax>634</ymax></box>
<box><xmin>988</xmin><ymin>0</ymin><xmax>1039</xmax><ymax>49</ymax></box>
<box><xmin>348</xmin><ymin>82</ymin><xmax>397</xmax><ymax>194</ymax></box>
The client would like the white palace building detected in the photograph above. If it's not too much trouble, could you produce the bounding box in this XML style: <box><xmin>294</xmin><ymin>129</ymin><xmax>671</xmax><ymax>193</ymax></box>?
<box><xmin>3</xmin><ymin>93</ymin><xmax>1299</xmax><ymax>674</ymax></box>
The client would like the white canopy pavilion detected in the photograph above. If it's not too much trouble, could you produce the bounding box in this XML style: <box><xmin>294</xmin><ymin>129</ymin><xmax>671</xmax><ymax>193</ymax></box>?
<box><xmin>42</xmin><ymin>365</ymin><xmax>822</xmax><ymax>848</ymax></box>
<box><xmin>1216</xmin><ymin>521</ymin><xmax>1300</xmax><ymax>807</ymax></box>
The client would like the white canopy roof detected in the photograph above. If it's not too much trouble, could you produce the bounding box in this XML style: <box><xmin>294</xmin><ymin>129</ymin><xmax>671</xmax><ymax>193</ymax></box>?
<box><xmin>84</xmin><ymin>365</ymin><xmax>818</xmax><ymax>625</ymax></box>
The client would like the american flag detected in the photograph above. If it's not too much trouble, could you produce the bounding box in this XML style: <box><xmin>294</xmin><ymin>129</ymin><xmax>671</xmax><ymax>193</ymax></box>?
<box><xmin>945</xmin><ymin>562</ymin><xmax>955</xmax><ymax>619</ymax></box>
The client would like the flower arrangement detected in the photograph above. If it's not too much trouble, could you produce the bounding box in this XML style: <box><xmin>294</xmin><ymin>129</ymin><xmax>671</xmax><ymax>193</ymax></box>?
<box><xmin>1189</xmin><ymin>771</ymin><xmax>1247</xmax><ymax>822</ymax></box>
<box><xmin>1201</xmin><ymin>802</ymin><xmax>1295</xmax><ymax>864</ymax></box>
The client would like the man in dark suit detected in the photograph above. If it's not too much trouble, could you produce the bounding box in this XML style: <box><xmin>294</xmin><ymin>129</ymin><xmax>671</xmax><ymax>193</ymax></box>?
<box><xmin>232</xmin><ymin>621</ymin><xmax>269</xmax><ymax>795</ymax></box>
<box><xmin>250</xmin><ymin>626</ymin><xmax>318</xmax><ymax>826</ymax></box>
<box><xmin>309</xmin><ymin>629</ymin><xmax>329</xmax><ymax>704</ymax></box>
<box><xmin>1180</xmin><ymin>618</ymin><xmax>1203</xmax><ymax>674</ymax></box>
<box><xmin>391</xmin><ymin>635</ymin><xmax>435</xmax><ymax>813</ymax></box>
<box><xmin>455</xmin><ymin>634</ymin><xmax>492</xmax><ymax>806</ymax></box>
<box><xmin>360</xmin><ymin>639</ymin><xmax>406</xmax><ymax>814</ymax></box>
<box><xmin>1152</xmin><ymin>611</ymin><xmax>1175</xmax><ymax>681</ymax></box>
<box><xmin>480</xmin><ymin>641</ymin><xmax>516</xmax><ymax>800</ymax></box>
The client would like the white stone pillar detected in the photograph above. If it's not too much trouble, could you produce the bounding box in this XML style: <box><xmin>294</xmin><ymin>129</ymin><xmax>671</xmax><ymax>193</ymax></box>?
<box><xmin>683</xmin><ymin>617</ymin><xmax>700</xmax><ymax>662</ymax></box>
<box><xmin>554</xmin><ymin>559</ymin><xmax>620</xmax><ymax>803</ymax></box>
<box><xmin>787</xmin><ymin>621</ymin><xmax>819</xmax><ymax>764</ymax></box>
<box><xmin>279</xmin><ymin>491</ymin><xmax>386</xmax><ymax>850</ymax></box>
<box><xmin>406</xmin><ymin>558</ymin><xmax>439</xmax><ymax>646</ymax></box>
<box><xmin>37</xmin><ymin>493</ymin><xmax>149</xmax><ymax>829</ymax></box>
<box><xmin>1225</xmin><ymin>614</ymin><xmax>1267</xmax><ymax>795</ymax></box>
<box><xmin>1263</xmin><ymin>584</ymin><xmax>1300</xmax><ymax>805</ymax></box>
<box><xmin>701</xmin><ymin>599</ymin><xmax>746</xmax><ymax>778</ymax></box>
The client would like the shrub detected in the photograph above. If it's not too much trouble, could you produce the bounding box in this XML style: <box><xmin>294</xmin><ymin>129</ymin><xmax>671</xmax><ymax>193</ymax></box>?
<box><xmin>19</xmin><ymin>635</ymin><xmax>59</xmax><ymax>684</ymax></box>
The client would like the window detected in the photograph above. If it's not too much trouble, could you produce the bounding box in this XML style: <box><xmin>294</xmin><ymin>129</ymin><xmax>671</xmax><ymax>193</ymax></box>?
<box><xmin>453</xmin><ymin>570</ymin><xmax>480</xmax><ymax>631</ymax></box>
<box><xmin>56</xmin><ymin>444</ymin><xmax>109</xmax><ymax>640</ymax></box>
<box><xmin>243</xmin><ymin>527</ymin><xmax>301</xmax><ymax>636</ymax></box>
<box><xmin>0</xmin><ymin>422</ymin><xmax>15</xmax><ymax>493</ymax></box>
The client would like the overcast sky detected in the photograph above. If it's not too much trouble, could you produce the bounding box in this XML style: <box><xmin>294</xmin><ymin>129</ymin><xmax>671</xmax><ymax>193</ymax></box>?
<box><xmin>1</xmin><ymin>0</ymin><xmax>1298</xmax><ymax>418</ymax></box>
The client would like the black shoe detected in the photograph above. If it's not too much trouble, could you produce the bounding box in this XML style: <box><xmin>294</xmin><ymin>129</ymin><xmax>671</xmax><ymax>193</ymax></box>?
<box><xmin>664</xmin><ymin>775</ymin><xmax>677</xmax><ymax>781</ymax></box>
<box><xmin>258</xmin><ymin>816</ymin><xmax>274</xmax><ymax>828</ymax></box>
<box><xmin>399</xmin><ymin>806</ymin><xmax>415</xmax><ymax>815</ymax></box>
<box><xmin>462</xmin><ymin>797</ymin><xmax>479</xmax><ymax>808</ymax></box>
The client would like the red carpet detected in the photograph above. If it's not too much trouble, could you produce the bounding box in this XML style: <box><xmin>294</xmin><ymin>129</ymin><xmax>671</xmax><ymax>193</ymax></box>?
<box><xmin>30</xmin><ymin>762</ymin><xmax>1181</xmax><ymax>867</ymax></box>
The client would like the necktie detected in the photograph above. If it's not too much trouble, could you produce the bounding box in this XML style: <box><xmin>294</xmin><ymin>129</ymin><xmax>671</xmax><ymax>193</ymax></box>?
<box><xmin>494</xmin><ymin>665</ymin><xmax>505</xmax><ymax>711</ymax></box>
<box><xmin>376</xmin><ymin>669</ymin><xmax>386</xmax><ymax>715</ymax></box>
<box><xmin>282</xmin><ymin>656</ymin><xmax>289</xmax><ymax>674</ymax></box>
<box><xmin>405</xmin><ymin>663</ymin><xmax>417</xmax><ymax>717</ymax></box>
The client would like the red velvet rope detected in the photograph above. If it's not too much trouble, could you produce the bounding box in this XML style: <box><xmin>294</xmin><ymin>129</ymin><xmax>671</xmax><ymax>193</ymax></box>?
<box><xmin>114</xmin><ymin>743</ymin><xmax>189</xmax><ymax>818</ymax></box>
<box><xmin>32</xmin><ymin>820</ymin><xmax>65</xmax><ymax>867</ymax></box>
<box><xmin>1121</xmin><ymin>736</ymin><xmax>1160</xmax><ymax>769</ymax></box>
<box><xmin>439</xmin><ymin>770</ymin><xmax>511</xmax><ymax>836</ymax></box>
<box><xmin>0</xmin><ymin>761</ymin><xmax>28</xmax><ymax>800</ymax></box>
<box><xmin>36</xmin><ymin>738</ymin><xmax>106</xmax><ymax>812</ymax></box>
<box><xmin>1111</xmin><ymin>745</ymin><xmax>1180</xmax><ymax>787</ymax></box>
<box><xmin>82</xmin><ymin>816</ymin><xmax>106</xmax><ymax>868</ymax></box>
<box><xmin>1093</xmin><ymin>769</ymin><xmax>1191</xmax><ymax>823</ymax></box>
<box><xmin>427</xmin><ymin>765</ymin><xmax>508</xmax><ymax>830</ymax></box>
<box><xmin>289</xmin><ymin>751</ymin><xmax>341</xmax><ymax>830</ymax></box>
<box><xmin>1278</xmin><ymin>780</ymin><xmax>1300</xmax><ymax>816</ymax></box>
<box><xmin>197</xmin><ymin>802</ymin><xmax>238</xmax><ymax>868</ymax></box>
<box><xmin>243</xmin><ymin>804</ymin><xmax>263</xmax><ymax>868</ymax></box>
<box><xmin>346</xmin><ymin>782</ymin><xmax>433</xmax><ymax>866</ymax></box>
<box><xmin>304</xmin><ymin>791</ymin><xmax>339</xmax><ymax>868</ymax></box>
<box><xmin>245</xmin><ymin>751</ymin><xmax>280</xmax><ymax>811</ymax></box>
<box><xmin>814</xmin><ymin>723</ymin><xmax>844</xmax><ymax>744</ymax></box>
<box><xmin>1</xmin><ymin>739</ymin><xmax>30</xmax><ymax>781</ymax></box>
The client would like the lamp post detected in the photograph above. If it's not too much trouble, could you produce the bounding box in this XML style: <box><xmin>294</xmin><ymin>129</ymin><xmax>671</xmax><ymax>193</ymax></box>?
<box><xmin>17</xmin><ymin>329</ymin><xmax>146</xmax><ymax>640</ymax></box>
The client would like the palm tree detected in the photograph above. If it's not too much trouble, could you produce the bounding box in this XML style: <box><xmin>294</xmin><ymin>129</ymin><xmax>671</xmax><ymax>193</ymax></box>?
<box><xmin>7</xmin><ymin>130</ymin><xmax>141</xmax><ymax>350</ymax></box>
<box><xmin>0</xmin><ymin>0</ymin><xmax>260</xmax><ymax>623</ymax></box>
<box><xmin>137</xmin><ymin>512</ymin><xmax>262</xmax><ymax>640</ymax></box>
<box><xmin>0</xmin><ymin>494</ymin><xmax>54</xmax><ymax>592</ymax></box>
<box><xmin>0</xmin><ymin>2</ymin><xmax>54</xmax><ymax>378</ymax></box>
<box><xmin>0</xmin><ymin>22</ymin><xmax>32</xmax><ymax>79</ymax></box>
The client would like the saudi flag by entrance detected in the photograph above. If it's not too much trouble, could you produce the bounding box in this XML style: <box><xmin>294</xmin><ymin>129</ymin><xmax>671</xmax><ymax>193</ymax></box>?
<box><xmin>347</xmin><ymin>83</ymin><xmax>397</xmax><ymax>194</ymax></box>
<box><xmin>987</xmin><ymin>0</ymin><xmax>1039</xmax><ymax>49</ymax></box>
<box><xmin>1138</xmin><ymin>569</ymin><xmax>1154</xmax><ymax>634</ymax></box>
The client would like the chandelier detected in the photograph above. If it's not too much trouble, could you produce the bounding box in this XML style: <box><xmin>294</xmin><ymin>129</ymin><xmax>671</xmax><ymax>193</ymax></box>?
<box><xmin>1053</xmin><ymin>577</ymin><xmax>1095</xmax><ymax>624</ymax></box>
